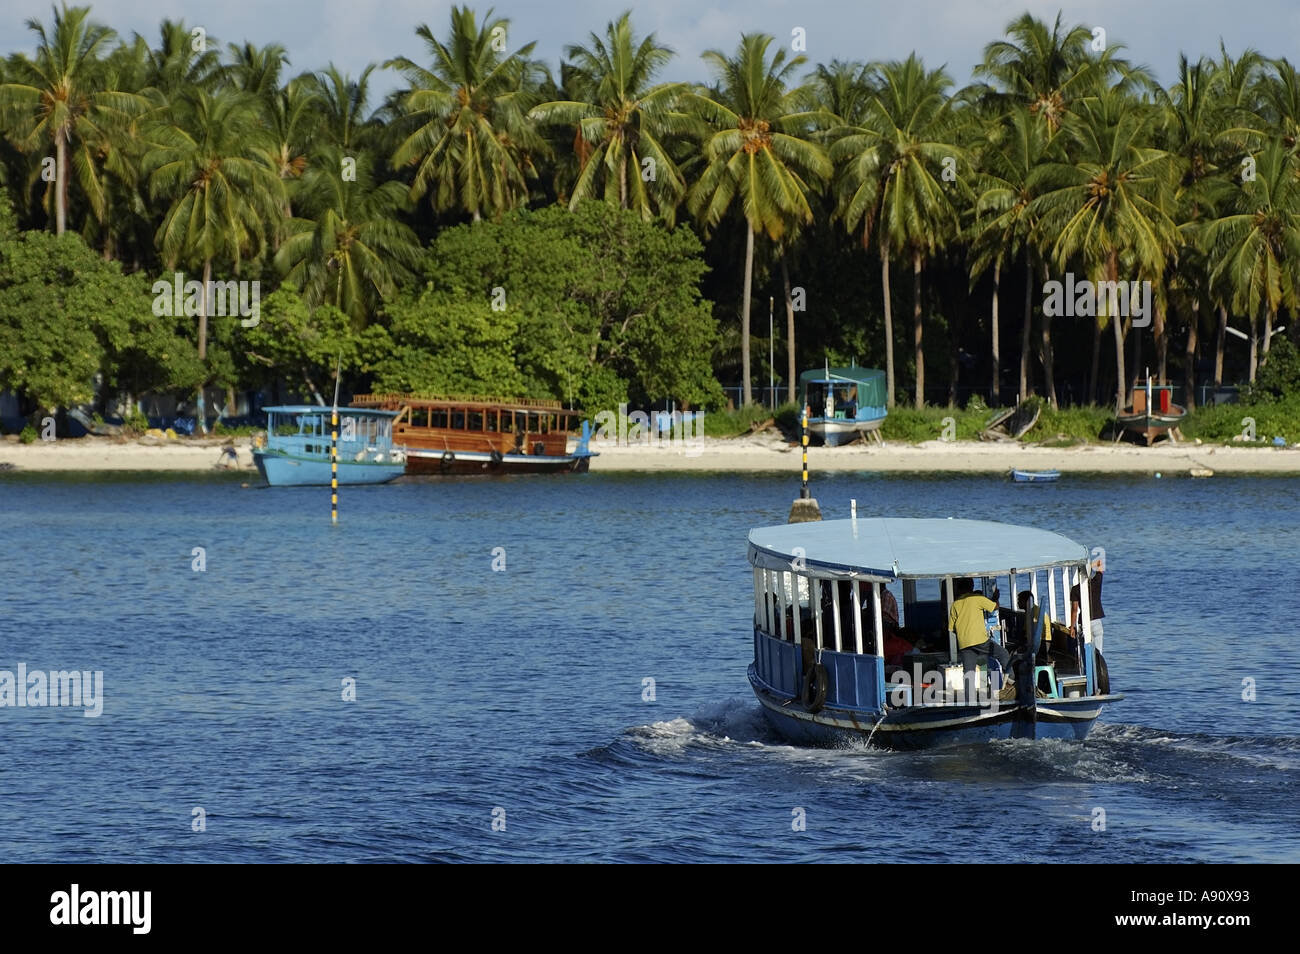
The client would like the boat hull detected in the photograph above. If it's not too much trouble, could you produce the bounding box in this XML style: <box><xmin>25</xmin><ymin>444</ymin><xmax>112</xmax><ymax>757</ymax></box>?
<box><xmin>808</xmin><ymin>416</ymin><xmax>885</xmax><ymax>447</ymax></box>
<box><xmin>404</xmin><ymin>447</ymin><xmax>592</xmax><ymax>476</ymax></box>
<box><xmin>1117</xmin><ymin>409</ymin><xmax>1186</xmax><ymax>445</ymax></box>
<box><xmin>1011</xmin><ymin>469</ymin><xmax>1060</xmax><ymax>482</ymax></box>
<box><xmin>253</xmin><ymin>450</ymin><xmax>405</xmax><ymax>486</ymax></box>
<box><xmin>748</xmin><ymin>667</ymin><xmax>1119</xmax><ymax>750</ymax></box>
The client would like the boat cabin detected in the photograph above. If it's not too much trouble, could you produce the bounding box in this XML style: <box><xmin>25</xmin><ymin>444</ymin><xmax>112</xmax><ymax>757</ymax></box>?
<box><xmin>747</xmin><ymin>518</ymin><xmax>1102</xmax><ymax>713</ymax></box>
<box><xmin>262</xmin><ymin>406</ymin><xmax>398</xmax><ymax>461</ymax></box>
<box><xmin>351</xmin><ymin>393</ymin><xmax>579</xmax><ymax>457</ymax></box>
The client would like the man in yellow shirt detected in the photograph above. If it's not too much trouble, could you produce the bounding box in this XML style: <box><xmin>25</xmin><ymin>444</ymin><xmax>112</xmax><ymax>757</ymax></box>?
<box><xmin>948</xmin><ymin>577</ymin><xmax>1011</xmax><ymax>679</ymax></box>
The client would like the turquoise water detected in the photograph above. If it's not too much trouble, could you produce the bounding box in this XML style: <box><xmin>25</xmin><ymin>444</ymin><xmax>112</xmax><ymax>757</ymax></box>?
<box><xmin>1</xmin><ymin>470</ymin><xmax>1297</xmax><ymax>862</ymax></box>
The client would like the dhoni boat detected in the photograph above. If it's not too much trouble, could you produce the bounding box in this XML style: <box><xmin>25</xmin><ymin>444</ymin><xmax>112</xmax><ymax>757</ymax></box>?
<box><xmin>1011</xmin><ymin>468</ymin><xmax>1060</xmax><ymax>483</ymax></box>
<box><xmin>252</xmin><ymin>406</ymin><xmax>405</xmax><ymax>486</ymax></box>
<box><xmin>1116</xmin><ymin>376</ymin><xmax>1185</xmax><ymax>445</ymax></box>
<box><xmin>799</xmin><ymin>365</ymin><xmax>888</xmax><ymax>446</ymax></box>
<box><xmin>745</xmin><ymin>516</ymin><xmax>1119</xmax><ymax>750</ymax></box>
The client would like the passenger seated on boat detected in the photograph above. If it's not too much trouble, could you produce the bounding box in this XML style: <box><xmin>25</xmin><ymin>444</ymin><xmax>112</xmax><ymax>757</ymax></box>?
<box><xmin>949</xmin><ymin>577</ymin><xmax>1011</xmax><ymax>679</ymax></box>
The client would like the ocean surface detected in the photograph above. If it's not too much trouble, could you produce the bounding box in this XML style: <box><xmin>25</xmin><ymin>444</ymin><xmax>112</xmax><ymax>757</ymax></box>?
<box><xmin>1</xmin><ymin>468</ymin><xmax>1297</xmax><ymax>863</ymax></box>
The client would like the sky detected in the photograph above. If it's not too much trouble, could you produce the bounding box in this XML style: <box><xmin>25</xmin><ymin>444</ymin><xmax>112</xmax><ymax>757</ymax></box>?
<box><xmin>3</xmin><ymin>0</ymin><xmax>1299</xmax><ymax>99</ymax></box>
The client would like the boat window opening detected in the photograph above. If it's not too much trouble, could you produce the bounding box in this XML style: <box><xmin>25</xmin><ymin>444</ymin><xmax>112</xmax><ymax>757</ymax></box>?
<box><xmin>776</xmin><ymin>571</ymin><xmax>788</xmax><ymax>642</ymax></box>
<box><xmin>428</xmin><ymin>409</ymin><xmax>445</xmax><ymax>428</ymax></box>
<box><xmin>468</xmin><ymin>412</ymin><xmax>483</xmax><ymax>431</ymax></box>
<box><xmin>872</xmin><ymin>582</ymin><xmax>886</xmax><ymax>659</ymax></box>
<box><xmin>790</xmin><ymin>573</ymin><xmax>802</xmax><ymax>646</ymax></box>
<box><xmin>486</xmin><ymin>411</ymin><xmax>498</xmax><ymax>432</ymax></box>
<box><xmin>451</xmin><ymin>411</ymin><xmax>465</xmax><ymax>430</ymax></box>
<box><xmin>762</xmin><ymin>570</ymin><xmax>775</xmax><ymax>636</ymax></box>
<box><xmin>1047</xmin><ymin>567</ymin><xmax>1059</xmax><ymax>624</ymax></box>
<box><xmin>830</xmin><ymin>581</ymin><xmax>842</xmax><ymax>652</ymax></box>
<box><xmin>851</xmin><ymin>580</ymin><xmax>864</xmax><ymax>654</ymax></box>
<box><xmin>811</xmin><ymin>578</ymin><xmax>824</xmax><ymax>651</ymax></box>
<box><xmin>753</xmin><ymin>568</ymin><xmax>765</xmax><ymax>629</ymax></box>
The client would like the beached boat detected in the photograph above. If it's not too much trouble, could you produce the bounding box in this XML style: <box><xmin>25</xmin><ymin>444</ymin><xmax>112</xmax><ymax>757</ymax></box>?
<box><xmin>746</xmin><ymin>516</ymin><xmax>1119</xmax><ymax>750</ymax></box>
<box><xmin>799</xmin><ymin>366</ymin><xmax>888</xmax><ymax>446</ymax></box>
<box><xmin>350</xmin><ymin>393</ymin><xmax>594</xmax><ymax>475</ymax></box>
<box><xmin>1011</xmin><ymin>468</ymin><xmax>1060</xmax><ymax>482</ymax></box>
<box><xmin>1117</xmin><ymin>377</ymin><xmax>1185</xmax><ymax>445</ymax></box>
<box><xmin>253</xmin><ymin>406</ymin><xmax>406</xmax><ymax>486</ymax></box>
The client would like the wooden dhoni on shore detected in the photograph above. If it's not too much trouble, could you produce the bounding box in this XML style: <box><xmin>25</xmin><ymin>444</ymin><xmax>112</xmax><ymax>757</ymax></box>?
<box><xmin>350</xmin><ymin>393</ymin><xmax>594</xmax><ymax>475</ymax></box>
<box><xmin>1116</xmin><ymin>377</ymin><xmax>1185</xmax><ymax>445</ymax></box>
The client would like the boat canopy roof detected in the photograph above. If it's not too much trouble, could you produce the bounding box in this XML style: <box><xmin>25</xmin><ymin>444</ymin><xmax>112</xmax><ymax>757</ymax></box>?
<box><xmin>748</xmin><ymin>517</ymin><xmax>1089</xmax><ymax>580</ymax></box>
<box><xmin>799</xmin><ymin>367</ymin><xmax>887</xmax><ymax>405</ymax></box>
<box><xmin>264</xmin><ymin>405</ymin><xmax>399</xmax><ymax>418</ymax></box>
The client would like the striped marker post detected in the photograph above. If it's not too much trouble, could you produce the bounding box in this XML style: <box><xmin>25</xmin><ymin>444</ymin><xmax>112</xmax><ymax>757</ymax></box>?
<box><xmin>800</xmin><ymin>407</ymin><xmax>810</xmax><ymax>499</ymax></box>
<box><xmin>331</xmin><ymin>408</ymin><xmax>338</xmax><ymax>525</ymax></box>
<box><xmin>787</xmin><ymin>405</ymin><xmax>822</xmax><ymax>523</ymax></box>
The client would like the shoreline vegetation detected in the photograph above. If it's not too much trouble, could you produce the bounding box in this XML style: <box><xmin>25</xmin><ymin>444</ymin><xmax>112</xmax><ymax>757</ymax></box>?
<box><xmin>6</xmin><ymin>8</ymin><xmax>1300</xmax><ymax>437</ymax></box>
<box><xmin>4</xmin><ymin>431</ymin><xmax>1298</xmax><ymax>475</ymax></box>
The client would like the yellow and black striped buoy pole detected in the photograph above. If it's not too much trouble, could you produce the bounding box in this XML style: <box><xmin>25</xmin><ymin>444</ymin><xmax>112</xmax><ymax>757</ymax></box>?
<box><xmin>331</xmin><ymin>407</ymin><xmax>339</xmax><ymax>525</ymax></box>
<box><xmin>787</xmin><ymin>405</ymin><xmax>822</xmax><ymax>523</ymax></box>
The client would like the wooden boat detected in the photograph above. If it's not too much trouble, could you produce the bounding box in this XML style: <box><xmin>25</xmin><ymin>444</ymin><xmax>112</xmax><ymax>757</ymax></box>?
<box><xmin>746</xmin><ymin>516</ymin><xmax>1119</xmax><ymax>750</ymax></box>
<box><xmin>253</xmin><ymin>406</ymin><xmax>405</xmax><ymax>486</ymax></box>
<box><xmin>351</xmin><ymin>393</ymin><xmax>594</xmax><ymax>475</ymax></box>
<box><xmin>1011</xmin><ymin>468</ymin><xmax>1060</xmax><ymax>482</ymax></box>
<box><xmin>798</xmin><ymin>365</ymin><xmax>888</xmax><ymax>446</ymax></box>
<box><xmin>1116</xmin><ymin>377</ymin><xmax>1185</xmax><ymax>445</ymax></box>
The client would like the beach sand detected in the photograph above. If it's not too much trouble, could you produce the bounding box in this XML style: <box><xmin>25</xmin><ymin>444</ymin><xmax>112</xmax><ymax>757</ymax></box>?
<box><xmin>2</xmin><ymin>431</ymin><xmax>1298</xmax><ymax>475</ymax></box>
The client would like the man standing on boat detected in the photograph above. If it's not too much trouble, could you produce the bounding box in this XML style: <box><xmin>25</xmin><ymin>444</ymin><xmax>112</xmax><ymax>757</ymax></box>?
<box><xmin>949</xmin><ymin>578</ymin><xmax>1011</xmax><ymax>682</ymax></box>
<box><xmin>1069</xmin><ymin>556</ymin><xmax>1106</xmax><ymax>652</ymax></box>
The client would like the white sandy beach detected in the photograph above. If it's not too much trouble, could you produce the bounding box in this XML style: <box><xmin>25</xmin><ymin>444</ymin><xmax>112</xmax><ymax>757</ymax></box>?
<box><xmin>2</xmin><ymin>431</ymin><xmax>1299</xmax><ymax>474</ymax></box>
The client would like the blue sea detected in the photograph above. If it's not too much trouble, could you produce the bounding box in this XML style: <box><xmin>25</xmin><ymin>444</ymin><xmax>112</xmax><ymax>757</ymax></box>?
<box><xmin>1</xmin><ymin>469</ymin><xmax>1297</xmax><ymax>863</ymax></box>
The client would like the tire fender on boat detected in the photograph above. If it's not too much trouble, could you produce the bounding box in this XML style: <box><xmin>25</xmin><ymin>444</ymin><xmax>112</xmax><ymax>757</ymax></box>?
<box><xmin>1094</xmin><ymin>649</ymin><xmax>1110</xmax><ymax>695</ymax></box>
<box><xmin>490</xmin><ymin>448</ymin><xmax>503</xmax><ymax>466</ymax></box>
<box><xmin>440</xmin><ymin>450</ymin><xmax>455</xmax><ymax>473</ymax></box>
<box><xmin>801</xmin><ymin>663</ymin><xmax>828</xmax><ymax>713</ymax></box>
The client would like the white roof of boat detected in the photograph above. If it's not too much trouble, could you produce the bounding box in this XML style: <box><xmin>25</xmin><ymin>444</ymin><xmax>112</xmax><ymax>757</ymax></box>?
<box><xmin>748</xmin><ymin>517</ymin><xmax>1090</xmax><ymax>579</ymax></box>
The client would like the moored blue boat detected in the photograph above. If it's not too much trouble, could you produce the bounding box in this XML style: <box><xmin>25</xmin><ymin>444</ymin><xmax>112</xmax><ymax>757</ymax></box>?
<box><xmin>253</xmin><ymin>406</ymin><xmax>406</xmax><ymax>486</ymax></box>
<box><xmin>799</xmin><ymin>365</ymin><xmax>888</xmax><ymax>446</ymax></box>
<box><xmin>745</xmin><ymin>516</ymin><xmax>1119</xmax><ymax>749</ymax></box>
<box><xmin>1011</xmin><ymin>468</ymin><xmax>1060</xmax><ymax>482</ymax></box>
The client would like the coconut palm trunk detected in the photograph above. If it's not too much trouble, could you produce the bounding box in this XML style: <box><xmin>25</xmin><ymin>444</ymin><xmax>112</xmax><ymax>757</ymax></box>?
<box><xmin>1248</xmin><ymin>312</ymin><xmax>1258</xmax><ymax>382</ymax></box>
<box><xmin>741</xmin><ymin>225</ymin><xmax>754</xmax><ymax>406</ymax></box>
<box><xmin>990</xmin><ymin>259</ymin><xmax>1001</xmax><ymax>405</ymax></box>
<box><xmin>1263</xmin><ymin>310</ymin><xmax>1274</xmax><ymax>355</ymax></box>
<box><xmin>881</xmin><ymin>246</ymin><xmax>895</xmax><ymax>408</ymax></box>
<box><xmin>1020</xmin><ymin>249</ymin><xmax>1032</xmax><ymax>402</ymax></box>
<box><xmin>1040</xmin><ymin>260</ymin><xmax>1057</xmax><ymax>409</ymax></box>
<box><xmin>913</xmin><ymin>250</ymin><xmax>924</xmax><ymax>409</ymax></box>
<box><xmin>54</xmin><ymin>127</ymin><xmax>68</xmax><ymax>235</ymax></box>
<box><xmin>1184</xmin><ymin>300</ymin><xmax>1199</xmax><ymax>411</ymax></box>
<box><xmin>1214</xmin><ymin>305</ymin><xmax>1227</xmax><ymax>386</ymax></box>
<box><xmin>193</xmin><ymin>258</ymin><xmax>211</xmax><ymax>434</ymax></box>
<box><xmin>1110</xmin><ymin>252</ymin><xmax>1127</xmax><ymax>413</ymax></box>
<box><xmin>782</xmin><ymin>252</ymin><xmax>796</xmax><ymax>404</ymax></box>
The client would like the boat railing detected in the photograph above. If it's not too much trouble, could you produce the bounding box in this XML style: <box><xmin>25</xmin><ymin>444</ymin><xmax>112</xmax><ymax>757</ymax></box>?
<box><xmin>353</xmin><ymin>392</ymin><xmax>565</xmax><ymax>411</ymax></box>
<box><xmin>751</xmin><ymin>561</ymin><xmax>1099</xmax><ymax>709</ymax></box>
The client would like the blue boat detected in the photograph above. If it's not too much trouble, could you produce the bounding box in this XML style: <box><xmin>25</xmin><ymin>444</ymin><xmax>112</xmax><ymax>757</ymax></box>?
<box><xmin>253</xmin><ymin>406</ymin><xmax>406</xmax><ymax>486</ymax></box>
<box><xmin>1011</xmin><ymin>468</ymin><xmax>1060</xmax><ymax>482</ymax></box>
<box><xmin>746</xmin><ymin>516</ymin><xmax>1119</xmax><ymax>749</ymax></box>
<box><xmin>799</xmin><ymin>365</ymin><xmax>888</xmax><ymax>446</ymax></box>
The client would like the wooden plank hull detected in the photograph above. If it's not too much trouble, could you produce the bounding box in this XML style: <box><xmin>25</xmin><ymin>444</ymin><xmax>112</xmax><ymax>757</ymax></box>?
<box><xmin>404</xmin><ymin>447</ymin><xmax>591</xmax><ymax>476</ymax></box>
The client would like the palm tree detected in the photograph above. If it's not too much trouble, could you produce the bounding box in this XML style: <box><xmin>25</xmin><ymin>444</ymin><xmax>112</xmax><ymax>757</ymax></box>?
<box><xmin>974</xmin><ymin>12</ymin><xmax>1095</xmax><ymax>134</ymax></box>
<box><xmin>0</xmin><ymin>4</ymin><xmax>130</xmax><ymax>234</ymax></box>
<box><xmin>1204</xmin><ymin>140</ymin><xmax>1300</xmax><ymax>381</ymax></box>
<box><xmin>971</xmin><ymin>106</ymin><xmax>1056</xmax><ymax>404</ymax></box>
<box><xmin>309</xmin><ymin>64</ymin><xmax>380</xmax><ymax>152</ymax></box>
<box><xmin>528</xmin><ymin>12</ymin><xmax>692</xmax><ymax>223</ymax></box>
<box><xmin>275</xmin><ymin>148</ymin><xmax>422</xmax><ymax>324</ymax></box>
<box><xmin>385</xmin><ymin>6</ymin><xmax>542</xmax><ymax>222</ymax></box>
<box><xmin>144</xmin><ymin>88</ymin><xmax>285</xmax><ymax>430</ymax></box>
<box><xmin>688</xmin><ymin>33</ymin><xmax>830</xmax><ymax>407</ymax></box>
<box><xmin>831</xmin><ymin>54</ymin><xmax>967</xmax><ymax>408</ymax></box>
<box><xmin>1031</xmin><ymin>83</ymin><xmax>1179</xmax><ymax>412</ymax></box>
